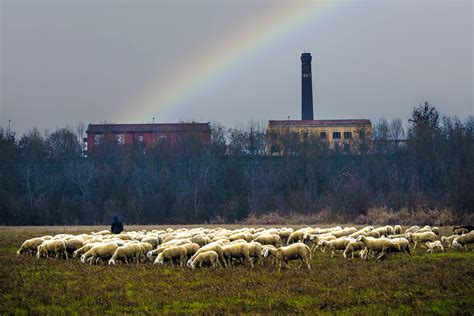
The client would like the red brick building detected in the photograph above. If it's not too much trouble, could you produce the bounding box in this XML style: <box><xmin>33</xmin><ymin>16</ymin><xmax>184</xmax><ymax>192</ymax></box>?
<box><xmin>85</xmin><ymin>123</ymin><xmax>211</xmax><ymax>153</ymax></box>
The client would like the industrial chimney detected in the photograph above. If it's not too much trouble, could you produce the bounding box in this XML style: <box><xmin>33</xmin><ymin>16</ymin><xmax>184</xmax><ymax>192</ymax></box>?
<box><xmin>301</xmin><ymin>53</ymin><xmax>314</xmax><ymax>120</ymax></box>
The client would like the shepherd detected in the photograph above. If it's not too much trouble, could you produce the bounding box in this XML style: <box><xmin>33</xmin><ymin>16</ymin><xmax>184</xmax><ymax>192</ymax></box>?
<box><xmin>111</xmin><ymin>216</ymin><xmax>123</xmax><ymax>234</ymax></box>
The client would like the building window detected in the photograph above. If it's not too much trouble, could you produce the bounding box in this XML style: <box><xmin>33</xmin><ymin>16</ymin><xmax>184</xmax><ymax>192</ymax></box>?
<box><xmin>334</xmin><ymin>142</ymin><xmax>340</xmax><ymax>153</ymax></box>
<box><xmin>116</xmin><ymin>134</ymin><xmax>125</xmax><ymax>145</ymax></box>
<box><xmin>344</xmin><ymin>143</ymin><xmax>350</xmax><ymax>152</ymax></box>
<box><xmin>320</xmin><ymin>132</ymin><xmax>327</xmax><ymax>139</ymax></box>
<box><xmin>359</xmin><ymin>130</ymin><xmax>366</xmax><ymax>140</ymax></box>
<box><xmin>94</xmin><ymin>134</ymin><xmax>103</xmax><ymax>145</ymax></box>
<box><xmin>360</xmin><ymin>143</ymin><xmax>368</xmax><ymax>153</ymax></box>
<box><xmin>138</xmin><ymin>135</ymin><xmax>144</xmax><ymax>142</ymax></box>
<box><xmin>271</xmin><ymin>144</ymin><xmax>280</xmax><ymax>154</ymax></box>
<box><xmin>333</xmin><ymin>132</ymin><xmax>341</xmax><ymax>139</ymax></box>
<box><xmin>158</xmin><ymin>135</ymin><xmax>167</xmax><ymax>142</ymax></box>
<box><xmin>344</xmin><ymin>131</ymin><xmax>352</xmax><ymax>139</ymax></box>
<box><xmin>303</xmin><ymin>132</ymin><xmax>309</xmax><ymax>141</ymax></box>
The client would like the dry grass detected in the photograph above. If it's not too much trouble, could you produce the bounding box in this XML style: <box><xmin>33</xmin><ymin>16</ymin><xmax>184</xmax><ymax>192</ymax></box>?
<box><xmin>1</xmin><ymin>226</ymin><xmax>474</xmax><ymax>314</ymax></box>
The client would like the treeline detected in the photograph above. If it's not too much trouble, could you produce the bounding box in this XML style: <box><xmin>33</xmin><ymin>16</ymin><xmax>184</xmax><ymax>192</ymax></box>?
<box><xmin>0</xmin><ymin>103</ymin><xmax>473</xmax><ymax>225</ymax></box>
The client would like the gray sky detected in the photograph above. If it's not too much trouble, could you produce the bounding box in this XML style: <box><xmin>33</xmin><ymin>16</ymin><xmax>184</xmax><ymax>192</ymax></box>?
<box><xmin>1</xmin><ymin>0</ymin><xmax>472</xmax><ymax>135</ymax></box>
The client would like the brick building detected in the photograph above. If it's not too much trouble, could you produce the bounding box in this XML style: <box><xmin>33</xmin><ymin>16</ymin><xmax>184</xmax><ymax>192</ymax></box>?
<box><xmin>85</xmin><ymin>123</ymin><xmax>211</xmax><ymax>153</ymax></box>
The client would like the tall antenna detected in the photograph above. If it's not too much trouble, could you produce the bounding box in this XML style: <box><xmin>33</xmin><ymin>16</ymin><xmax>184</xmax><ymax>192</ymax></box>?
<box><xmin>152</xmin><ymin>117</ymin><xmax>155</xmax><ymax>124</ymax></box>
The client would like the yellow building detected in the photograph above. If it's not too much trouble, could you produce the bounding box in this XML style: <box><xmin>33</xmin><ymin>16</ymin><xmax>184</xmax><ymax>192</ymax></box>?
<box><xmin>267</xmin><ymin>119</ymin><xmax>372</xmax><ymax>155</ymax></box>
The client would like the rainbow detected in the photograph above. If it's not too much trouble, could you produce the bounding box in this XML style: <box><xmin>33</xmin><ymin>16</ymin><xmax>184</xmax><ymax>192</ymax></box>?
<box><xmin>120</xmin><ymin>1</ymin><xmax>337</xmax><ymax>123</ymax></box>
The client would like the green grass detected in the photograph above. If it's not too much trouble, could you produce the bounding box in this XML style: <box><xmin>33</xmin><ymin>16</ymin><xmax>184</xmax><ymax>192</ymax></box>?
<box><xmin>1</xmin><ymin>226</ymin><xmax>473</xmax><ymax>314</ymax></box>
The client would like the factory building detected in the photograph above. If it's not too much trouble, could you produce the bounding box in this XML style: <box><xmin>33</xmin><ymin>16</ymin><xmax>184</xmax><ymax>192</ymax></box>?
<box><xmin>85</xmin><ymin>122</ymin><xmax>211</xmax><ymax>153</ymax></box>
<box><xmin>268</xmin><ymin>53</ymin><xmax>372</xmax><ymax>154</ymax></box>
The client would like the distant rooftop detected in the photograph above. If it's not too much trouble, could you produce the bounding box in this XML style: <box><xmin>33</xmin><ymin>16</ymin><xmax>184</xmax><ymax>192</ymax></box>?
<box><xmin>268</xmin><ymin>119</ymin><xmax>371</xmax><ymax>127</ymax></box>
<box><xmin>87</xmin><ymin>123</ymin><xmax>210</xmax><ymax>133</ymax></box>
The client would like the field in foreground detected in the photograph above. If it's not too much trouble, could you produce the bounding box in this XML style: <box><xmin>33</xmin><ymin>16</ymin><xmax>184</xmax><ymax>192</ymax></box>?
<box><xmin>1</xmin><ymin>226</ymin><xmax>474</xmax><ymax>315</ymax></box>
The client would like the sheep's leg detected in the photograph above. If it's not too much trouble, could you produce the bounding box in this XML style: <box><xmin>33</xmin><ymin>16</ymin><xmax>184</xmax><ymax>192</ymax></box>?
<box><xmin>306</xmin><ymin>258</ymin><xmax>311</xmax><ymax>270</ymax></box>
<box><xmin>413</xmin><ymin>242</ymin><xmax>417</xmax><ymax>250</ymax></box>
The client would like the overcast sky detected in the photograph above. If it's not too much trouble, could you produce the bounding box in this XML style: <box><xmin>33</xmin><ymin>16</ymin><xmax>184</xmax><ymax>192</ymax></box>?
<box><xmin>1</xmin><ymin>0</ymin><xmax>472</xmax><ymax>135</ymax></box>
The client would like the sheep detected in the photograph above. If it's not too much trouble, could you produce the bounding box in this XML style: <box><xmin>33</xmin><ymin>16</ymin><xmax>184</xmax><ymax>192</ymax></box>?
<box><xmin>190</xmin><ymin>235</ymin><xmax>210</xmax><ymax>247</ymax></box>
<box><xmin>65</xmin><ymin>238</ymin><xmax>84</xmax><ymax>255</ymax></box>
<box><xmin>222</xmin><ymin>242</ymin><xmax>253</xmax><ymax>267</ymax></box>
<box><xmin>453</xmin><ymin>226</ymin><xmax>473</xmax><ymax>235</ymax></box>
<box><xmin>440</xmin><ymin>235</ymin><xmax>458</xmax><ymax>248</ymax></box>
<box><xmin>287</xmin><ymin>231</ymin><xmax>306</xmax><ymax>245</ymax></box>
<box><xmin>81</xmin><ymin>243</ymin><xmax>118</xmax><ymax>265</ymax></box>
<box><xmin>37</xmin><ymin>239</ymin><xmax>68</xmax><ymax>260</ymax></box>
<box><xmin>182</xmin><ymin>243</ymin><xmax>201</xmax><ymax>258</ymax></box>
<box><xmin>277</xmin><ymin>228</ymin><xmax>294</xmax><ymax>244</ymax></box>
<box><xmin>365</xmin><ymin>230</ymin><xmax>381</xmax><ymax>239</ymax></box>
<box><xmin>109</xmin><ymin>243</ymin><xmax>145</xmax><ymax>265</ymax></box>
<box><xmin>393</xmin><ymin>225</ymin><xmax>402</xmax><ymax>235</ymax></box>
<box><xmin>141</xmin><ymin>237</ymin><xmax>160</xmax><ymax>249</ymax></box>
<box><xmin>17</xmin><ymin>238</ymin><xmax>44</xmax><ymax>256</ymax></box>
<box><xmin>318</xmin><ymin>238</ymin><xmax>350</xmax><ymax>258</ymax></box>
<box><xmin>187</xmin><ymin>251</ymin><xmax>221</xmax><ymax>269</ymax></box>
<box><xmin>310</xmin><ymin>234</ymin><xmax>337</xmax><ymax>252</ymax></box>
<box><xmin>188</xmin><ymin>242</ymin><xmax>227</xmax><ymax>267</ymax></box>
<box><xmin>154</xmin><ymin>246</ymin><xmax>187</xmax><ymax>267</ymax></box>
<box><xmin>426</xmin><ymin>241</ymin><xmax>444</xmax><ymax>253</ymax></box>
<box><xmin>405</xmin><ymin>226</ymin><xmax>420</xmax><ymax>234</ymax></box>
<box><xmin>431</xmin><ymin>227</ymin><xmax>440</xmax><ymax>236</ymax></box>
<box><xmin>93</xmin><ymin>230</ymin><xmax>111</xmax><ymax>236</ymax></box>
<box><xmin>356</xmin><ymin>236</ymin><xmax>398</xmax><ymax>260</ymax></box>
<box><xmin>263</xmin><ymin>242</ymin><xmax>311</xmax><ymax>272</ymax></box>
<box><xmin>247</xmin><ymin>242</ymin><xmax>263</xmax><ymax>265</ymax></box>
<box><xmin>406</xmin><ymin>232</ymin><xmax>437</xmax><ymax>250</ymax></box>
<box><xmin>452</xmin><ymin>232</ymin><xmax>474</xmax><ymax>250</ymax></box>
<box><xmin>343</xmin><ymin>240</ymin><xmax>365</xmax><ymax>259</ymax></box>
<box><xmin>252</xmin><ymin>234</ymin><xmax>282</xmax><ymax>247</ymax></box>
<box><xmin>146</xmin><ymin>245</ymin><xmax>172</xmax><ymax>261</ymax></box>
<box><xmin>389</xmin><ymin>238</ymin><xmax>411</xmax><ymax>256</ymax></box>
<box><xmin>73</xmin><ymin>243</ymin><xmax>99</xmax><ymax>258</ymax></box>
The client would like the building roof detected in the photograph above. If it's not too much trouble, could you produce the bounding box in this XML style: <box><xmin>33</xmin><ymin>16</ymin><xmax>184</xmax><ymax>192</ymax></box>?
<box><xmin>268</xmin><ymin>119</ymin><xmax>371</xmax><ymax>128</ymax></box>
<box><xmin>87</xmin><ymin>123</ymin><xmax>211</xmax><ymax>133</ymax></box>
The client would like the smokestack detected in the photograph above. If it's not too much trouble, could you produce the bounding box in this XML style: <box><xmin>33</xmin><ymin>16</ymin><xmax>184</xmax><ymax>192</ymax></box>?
<box><xmin>301</xmin><ymin>53</ymin><xmax>314</xmax><ymax>120</ymax></box>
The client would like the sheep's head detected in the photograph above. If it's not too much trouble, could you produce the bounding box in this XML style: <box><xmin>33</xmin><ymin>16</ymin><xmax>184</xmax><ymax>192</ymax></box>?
<box><xmin>80</xmin><ymin>254</ymin><xmax>86</xmax><ymax>263</ymax></box>
<box><xmin>452</xmin><ymin>240</ymin><xmax>461</xmax><ymax>249</ymax></box>
<box><xmin>155</xmin><ymin>253</ymin><xmax>164</xmax><ymax>265</ymax></box>
<box><xmin>186</xmin><ymin>259</ymin><xmax>193</xmax><ymax>268</ymax></box>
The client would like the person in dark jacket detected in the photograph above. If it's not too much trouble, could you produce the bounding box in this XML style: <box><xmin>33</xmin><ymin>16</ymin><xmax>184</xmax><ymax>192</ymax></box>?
<box><xmin>111</xmin><ymin>216</ymin><xmax>123</xmax><ymax>234</ymax></box>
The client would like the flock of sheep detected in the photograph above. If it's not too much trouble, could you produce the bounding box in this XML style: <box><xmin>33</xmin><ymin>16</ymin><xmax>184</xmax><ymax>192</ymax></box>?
<box><xmin>16</xmin><ymin>225</ymin><xmax>474</xmax><ymax>271</ymax></box>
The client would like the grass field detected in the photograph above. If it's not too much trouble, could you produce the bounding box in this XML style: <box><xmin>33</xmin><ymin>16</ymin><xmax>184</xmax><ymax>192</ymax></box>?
<box><xmin>1</xmin><ymin>226</ymin><xmax>474</xmax><ymax>315</ymax></box>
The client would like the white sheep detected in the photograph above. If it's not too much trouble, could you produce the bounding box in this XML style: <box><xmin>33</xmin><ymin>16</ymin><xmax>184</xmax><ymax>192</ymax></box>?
<box><xmin>426</xmin><ymin>241</ymin><xmax>444</xmax><ymax>253</ymax></box>
<box><xmin>252</xmin><ymin>234</ymin><xmax>282</xmax><ymax>247</ymax></box>
<box><xmin>406</xmin><ymin>232</ymin><xmax>437</xmax><ymax>250</ymax></box>
<box><xmin>188</xmin><ymin>242</ymin><xmax>227</xmax><ymax>268</ymax></box>
<box><xmin>356</xmin><ymin>236</ymin><xmax>398</xmax><ymax>260</ymax></box>
<box><xmin>154</xmin><ymin>246</ymin><xmax>187</xmax><ymax>267</ymax></box>
<box><xmin>187</xmin><ymin>250</ymin><xmax>221</xmax><ymax>269</ymax></box>
<box><xmin>65</xmin><ymin>238</ymin><xmax>84</xmax><ymax>255</ymax></box>
<box><xmin>405</xmin><ymin>226</ymin><xmax>420</xmax><ymax>234</ymax></box>
<box><xmin>17</xmin><ymin>238</ymin><xmax>44</xmax><ymax>256</ymax></box>
<box><xmin>37</xmin><ymin>239</ymin><xmax>68</xmax><ymax>260</ymax></box>
<box><xmin>390</xmin><ymin>238</ymin><xmax>411</xmax><ymax>256</ymax></box>
<box><xmin>222</xmin><ymin>242</ymin><xmax>253</xmax><ymax>267</ymax></box>
<box><xmin>263</xmin><ymin>242</ymin><xmax>311</xmax><ymax>272</ymax></box>
<box><xmin>393</xmin><ymin>225</ymin><xmax>402</xmax><ymax>235</ymax></box>
<box><xmin>440</xmin><ymin>235</ymin><xmax>458</xmax><ymax>248</ymax></box>
<box><xmin>109</xmin><ymin>243</ymin><xmax>144</xmax><ymax>265</ymax></box>
<box><xmin>343</xmin><ymin>240</ymin><xmax>365</xmax><ymax>259</ymax></box>
<box><xmin>452</xmin><ymin>232</ymin><xmax>474</xmax><ymax>250</ymax></box>
<box><xmin>81</xmin><ymin>243</ymin><xmax>118</xmax><ymax>264</ymax></box>
<box><xmin>318</xmin><ymin>238</ymin><xmax>350</xmax><ymax>258</ymax></box>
